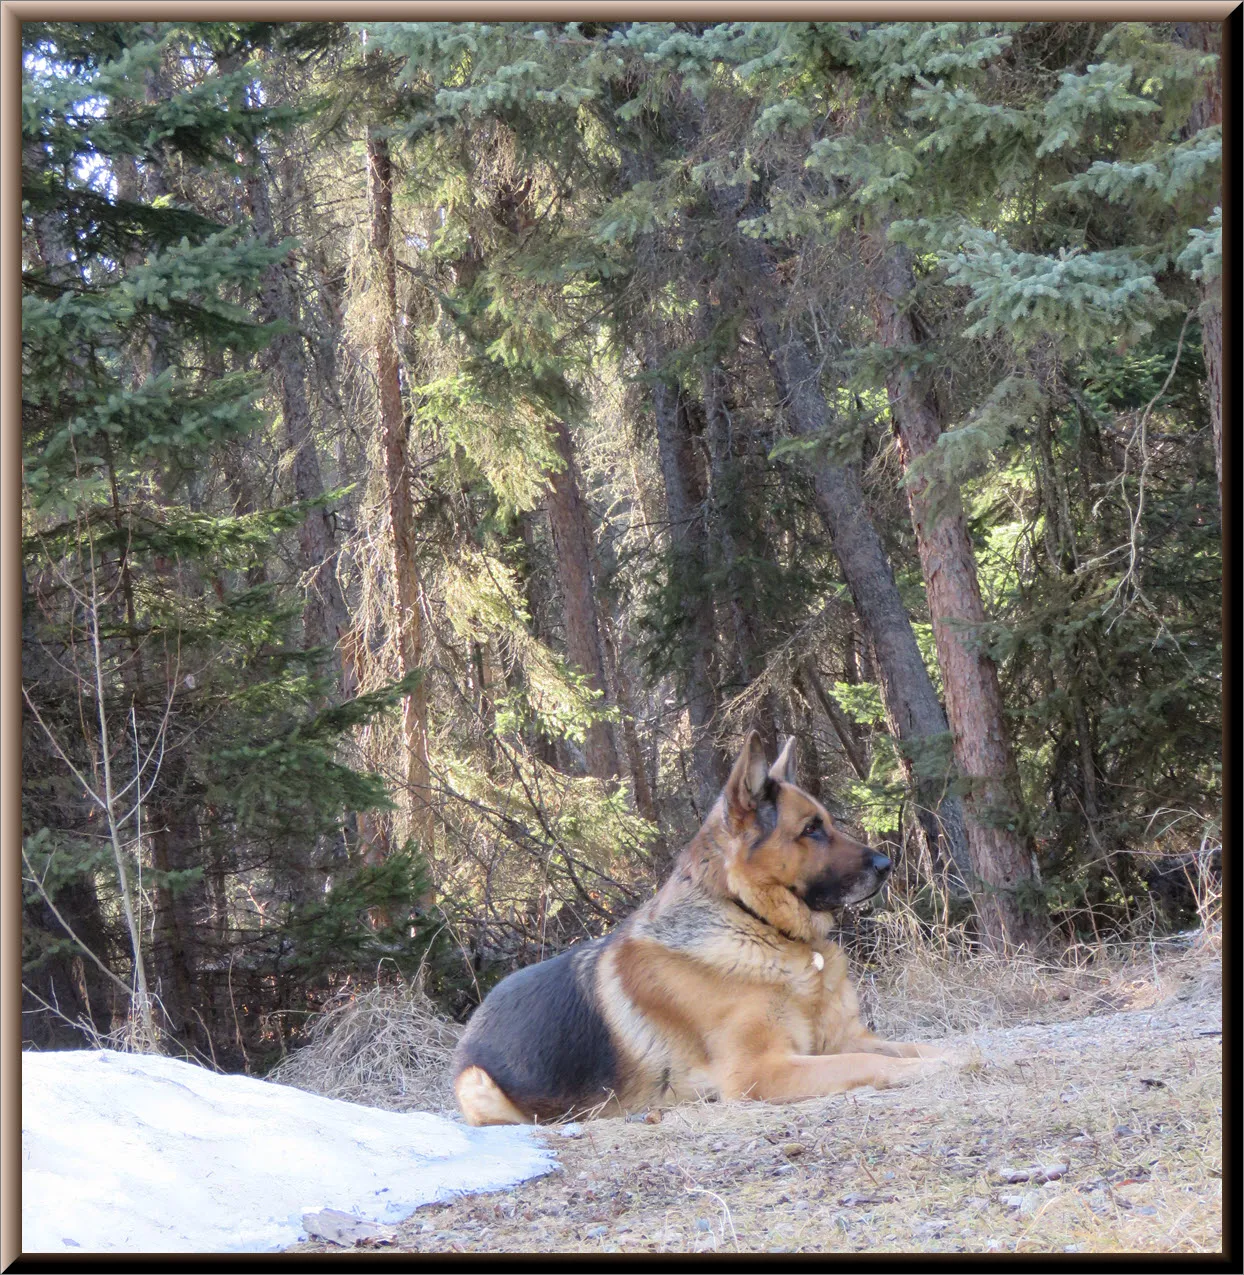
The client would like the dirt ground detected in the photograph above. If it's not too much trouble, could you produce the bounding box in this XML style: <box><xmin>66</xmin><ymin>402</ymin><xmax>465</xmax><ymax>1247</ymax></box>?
<box><xmin>288</xmin><ymin>947</ymin><xmax>1222</xmax><ymax>1257</ymax></box>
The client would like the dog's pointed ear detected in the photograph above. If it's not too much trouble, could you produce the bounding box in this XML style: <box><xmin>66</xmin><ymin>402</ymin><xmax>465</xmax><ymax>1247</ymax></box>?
<box><xmin>768</xmin><ymin>736</ymin><xmax>797</xmax><ymax>787</ymax></box>
<box><xmin>725</xmin><ymin>730</ymin><xmax>769</xmax><ymax>823</ymax></box>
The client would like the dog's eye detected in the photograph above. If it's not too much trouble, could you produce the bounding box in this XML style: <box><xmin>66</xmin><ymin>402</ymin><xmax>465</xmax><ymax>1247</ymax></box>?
<box><xmin>802</xmin><ymin>818</ymin><xmax>823</xmax><ymax>839</ymax></box>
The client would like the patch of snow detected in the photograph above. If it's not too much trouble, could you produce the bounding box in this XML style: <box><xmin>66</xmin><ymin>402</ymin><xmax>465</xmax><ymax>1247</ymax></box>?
<box><xmin>22</xmin><ymin>1049</ymin><xmax>557</xmax><ymax>1254</ymax></box>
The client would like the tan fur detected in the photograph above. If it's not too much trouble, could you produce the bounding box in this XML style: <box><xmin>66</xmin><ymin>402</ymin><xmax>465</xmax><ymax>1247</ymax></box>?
<box><xmin>455</xmin><ymin>1065</ymin><xmax>531</xmax><ymax>1126</ymax></box>
<box><xmin>458</xmin><ymin>733</ymin><xmax>953</xmax><ymax>1123</ymax></box>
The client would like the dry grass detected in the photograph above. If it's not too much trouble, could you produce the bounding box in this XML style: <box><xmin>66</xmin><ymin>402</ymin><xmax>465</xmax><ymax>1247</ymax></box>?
<box><xmin>268</xmin><ymin>976</ymin><xmax>462</xmax><ymax>1114</ymax></box>
<box><xmin>855</xmin><ymin>914</ymin><xmax>1220</xmax><ymax>1042</ymax></box>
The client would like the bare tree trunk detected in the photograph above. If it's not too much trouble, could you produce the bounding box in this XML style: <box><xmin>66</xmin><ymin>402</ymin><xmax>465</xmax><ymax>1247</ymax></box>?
<box><xmin>544</xmin><ymin>416</ymin><xmax>621</xmax><ymax>782</ymax></box>
<box><xmin>515</xmin><ymin>510</ymin><xmax>561</xmax><ymax>769</ymax></box>
<box><xmin>645</xmin><ymin>334</ymin><xmax>728</xmax><ymax>816</ymax></box>
<box><xmin>801</xmin><ymin>659</ymin><xmax>870</xmax><ymax>782</ymax></box>
<box><xmin>367</xmin><ymin>128</ymin><xmax>432</xmax><ymax>851</ymax></box>
<box><xmin>876</xmin><ymin>244</ymin><xmax>1043</xmax><ymax>951</ymax></box>
<box><xmin>598</xmin><ymin>604</ymin><xmax>660</xmax><ymax>828</ymax></box>
<box><xmin>700</xmin><ymin>322</ymin><xmax>779</xmax><ymax>759</ymax></box>
<box><xmin>696</xmin><ymin>186</ymin><xmax>971</xmax><ymax>886</ymax></box>
<box><xmin>246</xmin><ymin>151</ymin><xmax>354</xmax><ymax>694</ymax></box>
<box><xmin>752</xmin><ymin>308</ymin><xmax>973</xmax><ymax>893</ymax></box>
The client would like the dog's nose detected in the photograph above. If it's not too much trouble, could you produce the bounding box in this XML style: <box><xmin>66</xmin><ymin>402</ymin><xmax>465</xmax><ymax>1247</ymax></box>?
<box><xmin>869</xmin><ymin>852</ymin><xmax>892</xmax><ymax>876</ymax></box>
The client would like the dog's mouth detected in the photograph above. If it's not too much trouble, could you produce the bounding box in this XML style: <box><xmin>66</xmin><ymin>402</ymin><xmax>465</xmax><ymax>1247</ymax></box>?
<box><xmin>797</xmin><ymin>854</ymin><xmax>892</xmax><ymax>912</ymax></box>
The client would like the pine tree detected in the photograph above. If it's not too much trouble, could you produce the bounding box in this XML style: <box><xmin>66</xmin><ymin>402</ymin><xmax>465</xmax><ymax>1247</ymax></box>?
<box><xmin>22</xmin><ymin>21</ymin><xmax>433</xmax><ymax>1062</ymax></box>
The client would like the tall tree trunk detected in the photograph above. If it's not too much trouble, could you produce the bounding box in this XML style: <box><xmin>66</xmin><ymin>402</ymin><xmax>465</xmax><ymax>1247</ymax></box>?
<box><xmin>367</xmin><ymin>128</ymin><xmax>432</xmax><ymax>851</ymax></box>
<box><xmin>515</xmin><ymin>509</ymin><xmax>561</xmax><ymax>769</ymax></box>
<box><xmin>149</xmin><ymin>798</ymin><xmax>206</xmax><ymax>1055</ymax></box>
<box><xmin>699</xmin><ymin>312</ymin><xmax>779</xmax><ymax>759</ymax></box>
<box><xmin>750</xmin><ymin>305</ymin><xmax>973</xmax><ymax>894</ymax></box>
<box><xmin>875</xmin><ymin>243</ymin><xmax>1043</xmax><ymax>951</ymax></box>
<box><xmin>598</xmin><ymin>604</ymin><xmax>661</xmax><ymax>829</ymax></box>
<box><xmin>246</xmin><ymin>151</ymin><xmax>353</xmax><ymax>694</ymax></box>
<box><xmin>645</xmin><ymin>334</ymin><xmax>728</xmax><ymax>816</ymax></box>
<box><xmin>544</xmin><ymin>416</ymin><xmax>622</xmax><ymax>782</ymax></box>
<box><xmin>702</xmin><ymin>197</ymin><xmax>972</xmax><ymax>890</ymax></box>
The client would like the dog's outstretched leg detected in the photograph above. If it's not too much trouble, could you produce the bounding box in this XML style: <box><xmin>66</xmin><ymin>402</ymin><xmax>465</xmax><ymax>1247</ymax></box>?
<box><xmin>454</xmin><ymin>1065</ymin><xmax>530</xmax><ymax>1126</ymax></box>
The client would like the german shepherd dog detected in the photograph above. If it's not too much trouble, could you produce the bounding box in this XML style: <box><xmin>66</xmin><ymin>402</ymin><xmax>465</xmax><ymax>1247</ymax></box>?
<box><xmin>454</xmin><ymin>732</ymin><xmax>954</xmax><ymax>1125</ymax></box>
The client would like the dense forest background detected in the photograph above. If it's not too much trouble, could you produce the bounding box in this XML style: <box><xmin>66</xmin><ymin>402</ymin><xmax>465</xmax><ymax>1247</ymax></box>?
<box><xmin>22</xmin><ymin>19</ymin><xmax>1222</xmax><ymax>1072</ymax></box>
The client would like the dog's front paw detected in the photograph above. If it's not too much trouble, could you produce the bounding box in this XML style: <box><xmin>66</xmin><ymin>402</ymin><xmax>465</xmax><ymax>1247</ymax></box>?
<box><xmin>922</xmin><ymin>1043</ymin><xmax>982</xmax><ymax>1071</ymax></box>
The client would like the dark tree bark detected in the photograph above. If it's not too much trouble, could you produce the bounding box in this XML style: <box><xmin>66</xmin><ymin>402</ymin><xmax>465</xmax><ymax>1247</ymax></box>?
<box><xmin>645</xmin><ymin>335</ymin><xmax>729</xmax><ymax>816</ymax></box>
<box><xmin>699</xmin><ymin>202</ymin><xmax>972</xmax><ymax>891</ymax></box>
<box><xmin>875</xmin><ymin>243</ymin><xmax>1044</xmax><ymax>951</ymax></box>
<box><xmin>149</xmin><ymin>799</ymin><xmax>207</xmax><ymax>1054</ymax></box>
<box><xmin>544</xmin><ymin>417</ymin><xmax>622</xmax><ymax>782</ymax></box>
<box><xmin>699</xmin><ymin>315</ymin><xmax>780</xmax><ymax>760</ymax></box>
<box><xmin>750</xmin><ymin>305</ymin><xmax>973</xmax><ymax>893</ymax></box>
<box><xmin>598</xmin><ymin>603</ymin><xmax>661</xmax><ymax>830</ymax></box>
<box><xmin>367</xmin><ymin>128</ymin><xmax>433</xmax><ymax>851</ymax></box>
<box><xmin>515</xmin><ymin>509</ymin><xmax>561</xmax><ymax>770</ymax></box>
<box><xmin>246</xmin><ymin>151</ymin><xmax>354</xmax><ymax>694</ymax></box>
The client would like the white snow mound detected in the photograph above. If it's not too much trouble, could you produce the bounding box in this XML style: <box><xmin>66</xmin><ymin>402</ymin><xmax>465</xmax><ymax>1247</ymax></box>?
<box><xmin>22</xmin><ymin>1049</ymin><xmax>557</xmax><ymax>1254</ymax></box>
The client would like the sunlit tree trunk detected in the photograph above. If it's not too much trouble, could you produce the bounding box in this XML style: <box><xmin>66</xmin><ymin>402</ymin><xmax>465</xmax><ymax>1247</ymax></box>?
<box><xmin>545</xmin><ymin>417</ymin><xmax>622</xmax><ymax>782</ymax></box>
<box><xmin>876</xmin><ymin>243</ymin><xmax>1044</xmax><ymax>951</ymax></box>
<box><xmin>367</xmin><ymin>127</ymin><xmax>432</xmax><ymax>852</ymax></box>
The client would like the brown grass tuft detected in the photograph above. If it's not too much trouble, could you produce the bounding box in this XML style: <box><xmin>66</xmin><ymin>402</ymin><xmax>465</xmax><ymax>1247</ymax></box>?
<box><xmin>268</xmin><ymin>977</ymin><xmax>462</xmax><ymax>1114</ymax></box>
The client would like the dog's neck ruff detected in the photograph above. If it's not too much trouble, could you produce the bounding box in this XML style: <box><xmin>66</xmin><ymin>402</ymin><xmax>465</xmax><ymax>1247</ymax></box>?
<box><xmin>729</xmin><ymin>896</ymin><xmax>823</xmax><ymax>967</ymax></box>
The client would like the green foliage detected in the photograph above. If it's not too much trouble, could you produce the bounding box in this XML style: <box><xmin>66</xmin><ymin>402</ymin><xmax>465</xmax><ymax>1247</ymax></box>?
<box><xmin>21</xmin><ymin>20</ymin><xmax>415</xmax><ymax>1061</ymax></box>
<box><xmin>830</xmin><ymin>681</ymin><xmax>887</xmax><ymax>727</ymax></box>
<box><xmin>283</xmin><ymin>848</ymin><xmax>434</xmax><ymax>979</ymax></box>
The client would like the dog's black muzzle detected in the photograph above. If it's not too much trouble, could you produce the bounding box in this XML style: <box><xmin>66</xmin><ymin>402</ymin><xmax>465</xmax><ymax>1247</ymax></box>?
<box><xmin>802</xmin><ymin>852</ymin><xmax>892</xmax><ymax>911</ymax></box>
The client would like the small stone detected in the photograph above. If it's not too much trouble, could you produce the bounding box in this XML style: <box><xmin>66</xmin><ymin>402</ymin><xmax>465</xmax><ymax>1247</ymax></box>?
<box><xmin>782</xmin><ymin>1142</ymin><xmax>806</xmax><ymax>1157</ymax></box>
<box><xmin>558</xmin><ymin>1123</ymin><xmax>583</xmax><ymax>1138</ymax></box>
<box><xmin>1018</xmin><ymin>1191</ymin><xmax>1042</xmax><ymax>1216</ymax></box>
<box><xmin>584</xmin><ymin>1225</ymin><xmax>608</xmax><ymax>1239</ymax></box>
<box><xmin>913</xmin><ymin>1219</ymin><xmax>949</xmax><ymax>1238</ymax></box>
<box><xmin>696</xmin><ymin>1219</ymin><xmax>712</xmax><ymax>1232</ymax></box>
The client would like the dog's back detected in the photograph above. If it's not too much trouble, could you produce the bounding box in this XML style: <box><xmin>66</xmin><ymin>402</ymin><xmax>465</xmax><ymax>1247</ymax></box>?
<box><xmin>453</xmin><ymin>936</ymin><xmax>619</xmax><ymax>1124</ymax></box>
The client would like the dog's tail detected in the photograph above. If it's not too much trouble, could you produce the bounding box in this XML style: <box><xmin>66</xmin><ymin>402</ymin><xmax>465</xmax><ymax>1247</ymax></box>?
<box><xmin>454</xmin><ymin>1065</ymin><xmax>530</xmax><ymax>1126</ymax></box>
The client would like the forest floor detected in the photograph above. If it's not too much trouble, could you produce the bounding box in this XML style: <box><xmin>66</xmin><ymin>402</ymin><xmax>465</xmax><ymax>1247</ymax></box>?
<box><xmin>287</xmin><ymin>942</ymin><xmax>1223</xmax><ymax>1258</ymax></box>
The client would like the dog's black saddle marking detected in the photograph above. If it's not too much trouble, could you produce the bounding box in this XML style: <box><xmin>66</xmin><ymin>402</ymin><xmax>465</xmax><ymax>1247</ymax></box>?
<box><xmin>453</xmin><ymin>937</ymin><xmax>618</xmax><ymax>1122</ymax></box>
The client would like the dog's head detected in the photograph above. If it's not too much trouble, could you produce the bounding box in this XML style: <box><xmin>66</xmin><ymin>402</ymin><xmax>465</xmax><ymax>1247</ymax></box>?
<box><xmin>716</xmin><ymin>730</ymin><xmax>891</xmax><ymax>941</ymax></box>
